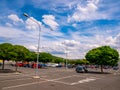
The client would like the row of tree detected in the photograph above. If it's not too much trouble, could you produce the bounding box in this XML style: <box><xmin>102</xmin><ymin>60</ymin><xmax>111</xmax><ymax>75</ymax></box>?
<box><xmin>0</xmin><ymin>43</ymin><xmax>88</xmax><ymax>69</ymax></box>
<box><xmin>0</xmin><ymin>43</ymin><xmax>119</xmax><ymax>73</ymax></box>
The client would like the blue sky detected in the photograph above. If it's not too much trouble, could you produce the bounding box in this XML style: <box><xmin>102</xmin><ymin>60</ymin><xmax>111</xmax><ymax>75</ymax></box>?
<box><xmin>0</xmin><ymin>0</ymin><xmax>120</xmax><ymax>59</ymax></box>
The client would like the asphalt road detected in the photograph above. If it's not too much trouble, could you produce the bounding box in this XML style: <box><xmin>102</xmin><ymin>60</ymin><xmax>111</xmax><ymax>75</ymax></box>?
<box><xmin>0</xmin><ymin>65</ymin><xmax>120</xmax><ymax>90</ymax></box>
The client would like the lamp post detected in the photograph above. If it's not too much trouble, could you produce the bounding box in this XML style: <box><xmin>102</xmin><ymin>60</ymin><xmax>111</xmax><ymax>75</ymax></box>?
<box><xmin>23</xmin><ymin>13</ymin><xmax>41</xmax><ymax>78</ymax></box>
<box><xmin>65</xmin><ymin>46</ymin><xmax>69</xmax><ymax>69</ymax></box>
<box><xmin>62</xmin><ymin>42</ymin><xmax>68</xmax><ymax>69</ymax></box>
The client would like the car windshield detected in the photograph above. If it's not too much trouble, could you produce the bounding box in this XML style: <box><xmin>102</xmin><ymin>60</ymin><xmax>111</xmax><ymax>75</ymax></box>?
<box><xmin>77</xmin><ymin>66</ymin><xmax>83</xmax><ymax>69</ymax></box>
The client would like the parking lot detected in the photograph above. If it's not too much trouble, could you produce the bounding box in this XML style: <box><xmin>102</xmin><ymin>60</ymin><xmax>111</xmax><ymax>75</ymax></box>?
<box><xmin>0</xmin><ymin>65</ymin><xmax>120</xmax><ymax>90</ymax></box>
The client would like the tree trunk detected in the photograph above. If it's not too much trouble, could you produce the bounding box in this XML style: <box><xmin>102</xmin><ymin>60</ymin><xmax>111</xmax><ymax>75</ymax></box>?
<box><xmin>2</xmin><ymin>59</ymin><xmax>5</xmax><ymax>70</ymax></box>
<box><xmin>100</xmin><ymin>65</ymin><xmax>104</xmax><ymax>73</ymax></box>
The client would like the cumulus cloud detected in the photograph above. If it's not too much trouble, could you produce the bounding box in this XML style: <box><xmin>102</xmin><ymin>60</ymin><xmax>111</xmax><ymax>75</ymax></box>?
<box><xmin>6</xmin><ymin>23</ymin><xmax>13</xmax><ymax>27</ymax></box>
<box><xmin>0</xmin><ymin>26</ymin><xmax>25</xmax><ymax>40</ymax></box>
<box><xmin>67</xmin><ymin>0</ymin><xmax>106</xmax><ymax>22</ymax></box>
<box><xmin>42</xmin><ymin>15</ymin><xmax>59</xmax><ymax>30</ymax></box>
<box><xmin>87</xmin><ymin>0</ymin><xmax>100</xmax><ymax>4</ymax></box>
<box><xmin>62</xmin><ymin>40</ymin><xmax>80</xmax><ymax>48</ymax></box>
<box><xmin>114</xmin><ymin>34</ymin><xmax>120</xmax><ymax>47</ymax></box>
<box><xmin>25</xmin><ymin>17</ymin><xmax>42</xmax><ymax>31</ymax></box>
<box><xmin>8</xmin><ymin>14</ymin><xmax>23</xmax><ymax>23</ymax></box>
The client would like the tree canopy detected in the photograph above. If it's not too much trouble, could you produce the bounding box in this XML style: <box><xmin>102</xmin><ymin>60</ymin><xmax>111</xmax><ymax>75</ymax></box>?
<box><xmin>0</xmin><ymin>43</ymin><xmax>65</xmax><ymax>70</ymax></box>
<box><xmin>0</xmin><ymin>43</ymin><xmax>14</xmax><ymax>69</ymax></box>
<box><xmin>85</xmin><ymin>46</ymin><xmax>119</xmax><ymax>72</ymax></box>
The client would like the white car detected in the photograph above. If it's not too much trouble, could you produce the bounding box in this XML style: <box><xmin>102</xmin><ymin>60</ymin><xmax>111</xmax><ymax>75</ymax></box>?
<box><xmin>47</xmin><ymin>63</ymin><xmax>59</xmax><ymax>67</ymax></box>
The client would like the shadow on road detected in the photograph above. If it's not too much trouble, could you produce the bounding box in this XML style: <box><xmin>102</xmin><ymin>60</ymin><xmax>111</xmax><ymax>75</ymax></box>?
<box><xmin>0</xmin><ymin>69</ymin><xmax>21</xmax><ymax>73</ymax></box>
<box><xmin>87</xmin><ymin>71</ymin><xmax>111</xmax><ymax>74</ymax></box>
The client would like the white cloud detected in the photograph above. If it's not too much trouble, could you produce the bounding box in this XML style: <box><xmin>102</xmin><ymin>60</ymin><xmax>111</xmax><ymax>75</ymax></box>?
<box><xmin>25</xmin><ymin>17</ymin><xmax>38</xmax><ymax>30</ymax></box>
<box><xmin>6</xmin><ymin>23</ymin><xmax>13</xmax><ymax>27</ymax></box>
<box><xmin>72</xmin><ymin>23</ymin><xmax>77</xmax><ymax>27</ymax></box>
<box><xmin>42</xmin><ymin>15</ymin><xmax>59</xmax><ymax>30</ymax></box>
<box><xmin>8</xmin><ymin>14</ymin><xmax>23</xmax><ymax>23</ymax></box>
<box><xmin>87</xmin><ymin>0</ymin><xmax>100</xmax><ymax>4</ymax></box>
<box><xmin>25</xmin><ymin>17</ymin><xmax>40</xmax><ymax>31</ymax></box>
<box><xmin>67</xmin><ymin>0</ymin><xmax>107</xmax><ymax>22</ymax></box>
<box><xmin>27</xmin><ymin>45</ymin><xmax>37</xmax><ymax>51</ymax></box>
<box><xmin>114</xmin><ymin>34</ymin><xmax>120</xmax><ymax>48</ymax></box>
<box><xmin>0</xmin><ymin>26</ymin><xmax>24</xmax><ymax>38</ymax></box>
<box><xmin>62</xmin><ymin>40</ymin><xmax>80</xmax><ymax>47</ymax></box>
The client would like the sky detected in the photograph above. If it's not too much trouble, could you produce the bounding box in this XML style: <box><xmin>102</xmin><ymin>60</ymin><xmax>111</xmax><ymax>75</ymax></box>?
<box><xmin>0</xmin><ymin>0</ymin><xmax>120</xmax><ymax>59</ymax></box>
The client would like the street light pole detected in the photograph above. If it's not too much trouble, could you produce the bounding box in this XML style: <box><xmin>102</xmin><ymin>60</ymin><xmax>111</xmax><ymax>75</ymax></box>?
<box><xmin>23</xmin><ymin>13</ymin><xmax>40</xmax><ymax>78</ymax></box>
<box><xmin>62</xmin><ymin>42</ymin><xmax>68</xmax><ymax>69</ymax></box>
<box><xmin>65</xmin><ymin>46</ymin><xmax>68</xmax><ymax>69</ymax></box>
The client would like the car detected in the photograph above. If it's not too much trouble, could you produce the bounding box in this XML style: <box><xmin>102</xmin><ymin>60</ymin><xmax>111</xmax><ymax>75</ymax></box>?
<box><xmin>75</xmin><ymin>65</ymin><xmax>88</xmax><ymax>73</ymax></box>
<box><xmin>47</xmin><ymin>63</ymin><xmax>59</xmax><ymax>67</ymax></box>
<box><xmin>15</xmin><ymin>63</ymin><xmax>24</xmax><ymax>67</ymax></box>
<box><xmin>113</xmin><ymin>66</ymin><xmax>119</xmax><ymax>70</ymax></box>
<box><xmin>56</xmin><ymin>64</ymin><xmax>62</xmax><ymax>68</ymax></box>
<box><xmin>67</xmin><ymin>64</ymin><xmax>75</xmax><ymax>68</ymax></box>
<box><xmin>31</xmin><ymin>63</ymin><xmax>42</xmax><ymax>68</ymax></box>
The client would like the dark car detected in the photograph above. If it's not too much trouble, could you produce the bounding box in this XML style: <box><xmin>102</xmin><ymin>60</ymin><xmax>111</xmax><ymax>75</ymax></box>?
<box><xmin>76</xmin><ymin>65</ymin><xmax>88</xmax><ymax>73</ymax></box>
<box><xmin>113</xmin><ymin>66</ymin><xmax>119</xmax><ymax>70</ymax></box>
<box><xmin>67</xmin><ymin>64</ymin><xmax>75</xmax><ymax>68</ymax></box>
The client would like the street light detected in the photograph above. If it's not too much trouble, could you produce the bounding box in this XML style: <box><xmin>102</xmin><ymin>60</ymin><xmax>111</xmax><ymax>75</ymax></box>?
<box><xmin>62</xmin><ymin>42</ymin><xmax>68</xmax><ymax>69</ymax></box>
<box><xmin>65</xmin><ymin>46</ymin><xmax>69</xmax><ymax>69</ymax></box>
<box><xmin>23</xmin><ymin>13</ymin><xmax>41</xmax><ymax>78</ymax></box>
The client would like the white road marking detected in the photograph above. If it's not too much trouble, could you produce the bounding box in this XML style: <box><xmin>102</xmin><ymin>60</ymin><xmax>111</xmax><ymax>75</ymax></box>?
<box><xmin>70</xmin><ymin>77</ymin><xmax>97</xmax><ymax>85</ymax></box>
<box><xmin>1</xmin><ymin>74</ymin><xmax>100</xmax><ymax>90</ymax></box>
<box><xmin>48</xmin><ymin>75</ymin><xmax>85</xmax><ymax>81</ymax></box>
<box><xmin>2</xmin><ymin>75</ymin><xmax>78</xmax><ymax>89</ymax></box>
<box><xmin>47</xmin><ymin>80</ymin><xmax>71</xmax><ymax>85</ymax></box>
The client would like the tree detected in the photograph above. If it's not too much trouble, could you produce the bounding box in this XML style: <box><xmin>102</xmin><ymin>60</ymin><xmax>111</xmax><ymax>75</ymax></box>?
<box><xmin>85</xmin><ymin>46</ymin><xmax>119</xmax><ymax>73</ymax></box>
<box><xmin>39</xmin><ymin>52</ymin><xmax>53</xmax><ymax>63</ymax></box>
<box><xmin>27</xmin><ymin>52</ymin><xmax>37</xmax><ymax>62</ymax></box>
<box><xmin>0</xmin><ymin>43</ymin><xmax>14</xmax><ymax>69</ymax></box>
<box><xmin>11</xmin><ymin>45</ymin><xmax>30</xmax><ymax>71</ymax></box>
<box><xmin>53</xmin><ymin>57</ymin><xmax>64</xmax><ymax>64</ymax></box>
<box><xmin>74</xmin><ymin>59</ymin><xmax>89</xmax><ymax>65</ymax></box>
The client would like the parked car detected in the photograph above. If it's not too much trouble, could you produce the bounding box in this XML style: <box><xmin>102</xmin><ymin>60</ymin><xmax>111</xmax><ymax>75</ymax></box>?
<box><xmin>113</xmin><ymin>66</ymin><xmax>119</xmax><ymax>70</ymax></box>
<box><xmin>56</xmin><ymin>64</ymin><xmax>62</xmax><ymax>68</ymax></box>
<box><xmin>31</xmin><ymin>63</ymin><xmax>42</xmax><ymax>68</ymax></box>
<box><xmin>47</xmin><ymin>63</ymin><xmax>59</xmax><ymax>67</ymax></box>
<box><xmin>76</xmin><ymin>65</ymin><xmax>88</xmax><ymax>73</ymax></box>
<box><xmin>15</xmin><ymin>63</ymin><xmax>24</xmax><ymax>67</ymax></box>
<box><xmin>23</xmin><ymin>62</ymin><xmax>30</xmax><ymax>67</ymax></box>
<box><xmin>67</xmin><ymin>64</ymin><xmax>75</xmax><ymax>68</ymax></box>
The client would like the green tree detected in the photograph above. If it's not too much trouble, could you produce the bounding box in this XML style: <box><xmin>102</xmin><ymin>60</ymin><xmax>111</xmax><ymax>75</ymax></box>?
<box><xmin>0</xmin><ymin>43</ymin><xmax>14</xmax><ymax>69</ymax></box>
<box><xmin>53</xmin><ymin>57</ymin><xmax>64</xmax><ymax>64</ymax></box>
<box><xmin>39</xmin><ymin>52</ymin><xmax>53</xmax><ymax>63</ymax></box>
<box><xmin>11</xmin><ymin>45</ymin><xmax>30</xmax><ymax>71</ymax></box>
<box><xmin>27</xmin><ymin>52</ymin><xmax>37</xmax><ymax>62</ymax></box>
<box><xmin>74</xmin><ymin>59</ymin><xmax>89</xmax><ymax>65</ymax></box>
<box><xmin>85</xmin><ymin>46</ymin><xmax>119</xmax><ymax>73</ymax></box>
